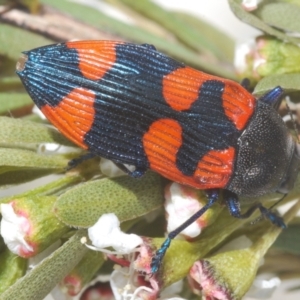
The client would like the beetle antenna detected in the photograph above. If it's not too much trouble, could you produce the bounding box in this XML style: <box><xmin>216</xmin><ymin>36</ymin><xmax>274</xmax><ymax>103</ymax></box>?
<box><xmin>286</xmin><ymin>99</ymin><xmax>300</xmax><ymax>143</ymax></box>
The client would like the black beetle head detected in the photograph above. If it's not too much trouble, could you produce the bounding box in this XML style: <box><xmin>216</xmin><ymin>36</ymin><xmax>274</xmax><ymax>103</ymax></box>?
<box><xmin>227</xmin><ymin>100</ymin><xmax>298</xmax><ymax>198</ymax></box>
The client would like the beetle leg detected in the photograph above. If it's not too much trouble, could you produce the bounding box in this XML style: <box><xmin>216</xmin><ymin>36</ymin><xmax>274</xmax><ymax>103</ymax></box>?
<box><xmin>150</xmin><ymin>189</ymin><xmax>219</xmax><ymax>273</ymax></box>
<box><xmin>114</xmin><ymin>162</ymin><xmax>147</xmax><ymax>178</ymax></box>
<box><xmin>67</xmin><ymin>152</ymin><xmax>97</xmax><ymax>170</ymax></box>
<box><xmin>224</xmin><ymin>190</ymin><xmax>286</xmax><ymax>228</ymax></box>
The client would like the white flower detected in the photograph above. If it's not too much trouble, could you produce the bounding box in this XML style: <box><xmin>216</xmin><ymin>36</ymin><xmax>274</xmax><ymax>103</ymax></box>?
<box><xmin>87</xmin><ymin>213</ymin><xmax>143</xmax><ymax>254</ymax></box>
<box><xmin>165</xmin><ymin>183</ymin><xmax>203</xmax><ymax>239</ymax></box>
<box><xmin>110</xmin><ymin>263</ymin><xmax>185</xmax><ymax>300</ymax></box>
<box><xmin>110</xmin><ymin>266</ymin><xmax>154</xmax><ymax>300</ymax></box>
<box><xmin>0</xmin><ymin>203</ymin><xmax>34</xmax><ymax>256</ymax></box>
<box><xmin>234</xmin><ymin>41</ymin><xmax>255</xmax><ymax>74</ymax></box>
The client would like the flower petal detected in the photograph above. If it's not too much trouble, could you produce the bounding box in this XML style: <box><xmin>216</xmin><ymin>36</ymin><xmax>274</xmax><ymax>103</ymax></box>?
<box><xmin>88</xmin><ymin>213</ymin><xmax>143</xmax><ymax>254</ymax></box>
<box><xmin>0</xmin><ymin>203</ymin><xmax>33</xmax><ymax>256</ymax></box>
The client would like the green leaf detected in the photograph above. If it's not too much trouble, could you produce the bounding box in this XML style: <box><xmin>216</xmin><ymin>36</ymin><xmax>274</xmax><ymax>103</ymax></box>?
<box><xmin>65</xmin><ymin>251</ymin><xmax>105</xmax><ymax>295</ymax></box>
<box><xmin>0</xmin><ymin>249</ymin><xmax>27</xmax><ymax>295</ymax></box>
<box><xmin>0</xmin><ymin>169</ymin><xmax>57</xmax><ymax>190</ymax></box>
<box><xmin>0</xmin><ymin>93</ymin><xmax>33</xmax><ymax>114</ymax></box>
<box><xmin>0</xmin><ymin>117</ymin><xmax>75</xmax><ymax>149</ymax></box>
<box><xmin>1</xmin><ymin>173</ymin><xmax>83</xmax><ymax>199</ymax></box>
<box><xmin>253</xmin><ymin>73</ymin><xmax>300</xmax><ymax>96</ymax></box>
<box><xmin>273</xmin><ymin>225</ymin><xmax>300</xmax><ymax>254</ymax></box>
<box><xmin>40</xmin><ymin>0</ymin><xmax>235</xmax><ymax>78</ymax></box>
<box><xmin>255</xmin><ymin>3</ymin><xmax>300</xmax><ymax>34</ymax></box>
<box><xmin>0</xmin><ymin>148</ymin><xmax>68</xmax><ymax>174</ymax></box>
<box><xmin>118</xmin><ymin>0</ymin><xmax>234</xmax><ymax>63</ymax></box>
<box><xmin>0</xmin><ymin>24</ymin><xmax>53</xmax><ymax>61</ymax></box>
<box><xmin>54</xmin><ymin>171</ymin><xmax>164</xmax><ymax>227</ymax></box>
<box><xmin>0</xmin><ymin>77</ymin><xmax>23</xmax><ymax>92</ymax></box>
<box><xmin>0</xmin><ymin>230</ymin><xmax>88</xmax><ymax>300</ymax></box>
<box><xmin>174</xmin><ymin>12</ymin><xmax>235</xmax><ymax>63</ymax></box>
<box><xmin>228</xmin><ymin>0</ymin><xmax>300</xmax><ymax>45</ymax></box>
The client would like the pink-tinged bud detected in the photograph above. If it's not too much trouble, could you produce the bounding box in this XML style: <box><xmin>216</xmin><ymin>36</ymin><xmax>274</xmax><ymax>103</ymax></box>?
<box><xmin>133</xmin><ymin>238</ymin><xmax>156</xmax><ymax>274</ymax></box>
<box><xmin>164</xmin><ymin>183</ymin><xmax>220</xmax><ymax>240</ymax></box>
<box><xmin>103</xmin><ymin>240</ymin><xmax>160</xmax><ymax>299</ymax></box>
<box><xmin>62</xmin><ymin>274</ymin><xmax>82</xmax><ymax>297</ymax></box>
<box><xmin>242</xmin><ymin>0</ymin><xmax>262</xmax><ymax>11</ymax></box>
<box><xmin>1</xmin><ymin>203</ymin><xmax>35</xmax><ymax>257</ymax></box>
<box><xmin>84</xmin><ymin>214</ymin><xmax>161</xmax><ymax>299</ymax></box>
<box><xmin>188</xmin><ymin>236</ymin><xmax>257</xmax><ymax>299</ymax></box>
<box><xmin>62</xmin><ymin>251</ymin><xmax>105</xmax><ymax>296</ymax></box>
<box><xmin>235</xmin><ymin>36</ymin><xmax>300</xmax><ymax>82</ymax></box>
<box><xmin>188</xmin><ymin>219</ymin><xmax>290</xmax><ymax>300</ymax></box>
<box><xmin>80</xmin><ymin>281</ymin><xmax>114</xmax><ymax>300</ymax></box>
<box><xmin>189</xmin><ymin>260</ymin><xmax>235</xmax><ymax>300</ymax></box>
<box><xmin>0</xmin><ymin>196</ymin><xmax>69</xmax><ymax>258</ymax></box>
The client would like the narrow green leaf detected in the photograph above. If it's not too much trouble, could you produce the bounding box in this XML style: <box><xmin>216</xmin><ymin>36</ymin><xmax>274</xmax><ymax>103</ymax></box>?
<box><xmin>0</xmin><ymin>169</ymin><xmax>57</xmax><ymax>190</ymax></box>
<box><xmin>65</xmin><ymin>251</ymin><xmax>105</xmax><ymax>294</ymax></box>
<box><xmin>118</xmin><ymin>0</ymin><xmax>233</xmax><ymax>63</ymax></box>
<box><xmin>0</xmin><ymin>148</ymin><xmax>68</xmax><ymax>174</ymax></box>
<box><xmin>1</xmin><ymin>174</ymin><xmax>83</xmax><ymax>201</ymax></box>
<box><xmin>253</xmin><ymin>73</ymin><xmax>300</xmax><ymax>96</ymax></box>
<box><xmin>228</xmin><ymin>0</ymin><xmax>300</xmax><ymax>45</ymax></box>
<box><xmin>0</xmin><ymin>24</ymin><xmax>53</xmax><ymax>61</ymax></box>
<box><xmin>174</xmin><ymin>12</ymin><xmax>235</xmax><ymax>63</ymax></box>
<box><xmin>273</xmin><ymin>225</ymin><xmax>300</xmax><ymax>254</ymax></box>
<box><xmin>40</xmin><ymin>0</ymin><xmax>236</xmax><ymax>78</ymax></box>
<box><xmin>0</xmin><ymin>77</ymin><xmax>23</xmax><ymax>92</ymax></box>
<box><xmin>0</xmin><ymin>93</ymin><xmax>33</xmax><ymax>114</ymax></box>
<box><xmin>0</xmin><ymin>117</ymin><xmax>75</xmax><ymax>148</ymax></box>
<box><xmin>255</xmin><ymin>3</ymin><xmax>300</xmax><ymax>33</ymax></box>
<box><xmin>0</xmin><ymin>230</ymin><xmax>88</xmax><ymax>300</ymax></box>
<box><xmin>54</xmin><ymin>171</ymin><xmax>164</xmax><ymax>227</ymax></box>
<box><xmin>0</xmin><ymin>249</ymin><xmax>27</xmax><ymax>295</ymax></box>
<box><xmin>0</xmin><ymin>235</ymin><xmax>4</xmax><ymax>252</ymax></box>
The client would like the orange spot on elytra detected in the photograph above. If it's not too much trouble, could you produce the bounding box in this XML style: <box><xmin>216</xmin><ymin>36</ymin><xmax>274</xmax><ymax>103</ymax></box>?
<box><xmin>66</xmin><ymin>41</ymin><xmax>122</xmax><ymax>80</ymax></box>
<box><xmin>163</xmin><ymin>66</ymin><xmax>255</xmax><ymax>129</ymax></box>
<box><xmin>41</xmin><ymin>87</ymin><xmax>95</xmax><ymax>149</ymax></box>
<box><xmin>163</xmin><ymin>67</ymin><xmax>204</xmax><ymax>111</ymax></box>
<box><xmin>194</xmin><ymin>147</ymin><xmax>235</xmax><ymax>187</ymax></box>
<box><xmin>143</xmin><ymin>119</ymin><xmax>235</xmax><ymax>189</ymax></box>
<box><xmin>223</xmin><ymin>82</ymin><xmax>256</xmax><ymax>130</ymax></box>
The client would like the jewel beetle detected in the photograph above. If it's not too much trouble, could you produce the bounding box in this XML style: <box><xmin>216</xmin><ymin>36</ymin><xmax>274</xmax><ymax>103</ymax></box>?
<box><xmin>16</xmin><ymin>41</ymin><xmax>300</xmax><ymax>273</ymax></box>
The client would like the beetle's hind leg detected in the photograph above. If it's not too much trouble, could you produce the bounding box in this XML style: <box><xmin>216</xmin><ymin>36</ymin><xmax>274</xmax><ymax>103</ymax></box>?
<box><xmin>224</xmin><ymin>190</ymin><xmax>286</xmax><ymax>228</ymax></box>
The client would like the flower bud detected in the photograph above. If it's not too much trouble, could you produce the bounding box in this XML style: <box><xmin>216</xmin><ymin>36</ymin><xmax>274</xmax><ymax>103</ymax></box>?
<box><xmin>80</xmin><ymin>281</ymin><xmax>114</xmax><ymax>300</ymax></box>
<box><xmin>0</xmin><ymin>196</ymin><xmax>69</xmax><ymax>258</ymax></box>
<box><xmin>165</xmin><ymin>183</ymin><xmax>221</xmax><ymax>240</ymax></box>
<box><xmin>242</xmin><ymin>0</ymin><xmax>263</xmax><ymax>11</ymax></box>
<box><xmin>62</xmin><ymin>251</ymin><xmax>105</xmax><ymax>296</ymax></box>
<box><xmin>188</xmin><ymin>215</ymin><xmax>294</xmax><ymax>299</ymax></box>
<box><xmin>235</xmin><ymin>36</ymin><xmax>300</xmax><ymax>82</ymax></box>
